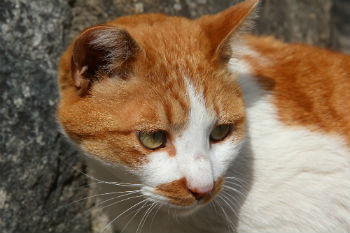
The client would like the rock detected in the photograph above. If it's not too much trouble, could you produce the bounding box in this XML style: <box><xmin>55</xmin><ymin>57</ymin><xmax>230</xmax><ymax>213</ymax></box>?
<box><xmin>0</xmin><ymin>1</ymin><xmax>90</xmax><ymax>232</ymax></box>
<box><xmin>0</xmin><ymin>0</ymin><xmax>348</xmax><ymax>232</ymax></box>
<box><xmin>256</xmin><ymin>0</ymin><xmax>350</xmax><ymax>53</ymax></box>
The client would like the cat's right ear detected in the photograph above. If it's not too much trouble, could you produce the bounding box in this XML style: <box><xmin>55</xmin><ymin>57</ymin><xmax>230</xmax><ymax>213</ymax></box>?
<box><xmin>198</xmin><ymin>0</ymin><xmax>259</xmax><ymax>63</ymax></box>
<box><xmin>71</xmin><ymin>25</ymin><xmax>140</xmax><ymax>96</ymax></box>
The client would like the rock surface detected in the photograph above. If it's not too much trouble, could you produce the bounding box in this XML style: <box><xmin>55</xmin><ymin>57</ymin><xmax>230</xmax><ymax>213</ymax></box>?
<box><xmin>0</xmin><ymin>0</ymin><xmax>348</xmax><ymax>232</ymax></box>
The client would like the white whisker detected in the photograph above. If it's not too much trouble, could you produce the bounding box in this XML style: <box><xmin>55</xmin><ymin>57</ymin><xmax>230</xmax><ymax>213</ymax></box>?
<box><xmin>120</xmin><ymin>201</ymin><xmax>150</xmax><ymax>233</ymax></box>
<box><xmin>100</xmin><ymin>194</ymin><xmax>145</xmax><ymax>210</ymax></box>
<box><xmin>220</xmin><ymin>193</ymin><xmax>238</xmax><ymax>216</ymax></box>
<box><xmin>224</xmin><ymin>176</ymin><xmax>248</xmax><ymax>185</ymax></box>
<box><xmin>149</xmin><ymin>204</ymin><xmax>161</xmax><ymax>229</ymax></box>
<box><xmin>57</xmin><ymin>191</ymin><xmax>137</xmax><ymax>210</ymax></box>
<box><xmin>74</xmin><ymin>168</ymin><xmax>143</xmax><ymax>187</ymax></box>
<box><xmin>224</xmin><ymin>179</ymin><xmax>247</xmax><ymax>189</ymax></box>
<box><xmin>144</xmin><ymin>202</ymin><xmax>159</xmax><ymax>231</ymax></box>
<box><xmin>222</xmin><ymin>189</ymin><xmax>242</xmax><ymax>206</ymax></box>
<box><xmin>223</xmin><ymin>184</ymin><xmax>245</xmax><ymax>197</ymax></box>
<box><xmin>101</xmin><ymin>199</ymin><xmax>148</xmax><ymax>233</ymax></box>
<box><xmin>96</xmin><ymin>190</ymin><xmax>141</xmax><ymax>207</ymax></box>
<box><xmin>136</xmin><ymin>202</ymin><xmax>157</xmax><ymax>233</ymax></box>
<box><xmin>216</xmin><ymin>196</ymin><xmax>234</xmax><ymax>232</ymax></box>
<box><xmin>210</xmin><ymin>199</ymin><xmax>219</xmax><ymax>214</ymax></box>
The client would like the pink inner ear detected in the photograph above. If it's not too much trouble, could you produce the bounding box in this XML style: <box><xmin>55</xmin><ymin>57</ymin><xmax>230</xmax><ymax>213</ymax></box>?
<box><xmin>71</xmin><ymin>25</ymin><xmax>140</xmax><ymax>96</ymax></box>
<box><xmin>72</xmin><ymin>65</ymin><xmax>90</xmax><ymax>96</ymax></box>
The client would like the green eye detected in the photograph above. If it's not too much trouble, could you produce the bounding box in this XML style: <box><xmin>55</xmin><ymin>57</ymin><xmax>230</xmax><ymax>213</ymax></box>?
<box><xmin>210</xmin><ymin>124</ymin><xmax>231</xmax><ymax>142</ymax></box>
<box><xmin>138</xmin><ymin>131</ymin><xmax>167</xmax><ymax>150</ymax></box>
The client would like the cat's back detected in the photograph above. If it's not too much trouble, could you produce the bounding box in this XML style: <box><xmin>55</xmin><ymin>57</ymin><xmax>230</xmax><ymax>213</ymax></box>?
<box><xmin>242</xmin><ymin>35</ymin><xmax>350</xmax><ymax>142</ymax></box>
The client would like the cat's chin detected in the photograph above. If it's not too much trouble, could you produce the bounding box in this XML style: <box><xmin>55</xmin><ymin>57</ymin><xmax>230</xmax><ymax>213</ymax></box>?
<box><xmin>166</xmin><ymin>202</ymin><xmax>201</xmax><ymax>216</ymax></box>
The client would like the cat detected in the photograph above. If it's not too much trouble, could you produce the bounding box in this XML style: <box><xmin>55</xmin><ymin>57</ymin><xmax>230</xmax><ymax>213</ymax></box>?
<box><xmin>57</xmin><ymin>0</ymin><xmax>350</xmax><ymax>232</ymax></box>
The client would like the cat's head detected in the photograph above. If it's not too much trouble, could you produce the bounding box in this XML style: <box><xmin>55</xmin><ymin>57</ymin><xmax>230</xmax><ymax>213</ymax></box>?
<box><xmin>58</xmin><ymin>0</ymin><xmax>258</xmax><ymax>215</ymax></box>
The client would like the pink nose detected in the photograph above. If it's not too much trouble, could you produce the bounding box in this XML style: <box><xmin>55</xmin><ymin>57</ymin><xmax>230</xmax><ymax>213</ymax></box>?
<box><xmin>188</xmin><ymin>184</ymin><xmax>213</xmax><ymax>200</ymax></box>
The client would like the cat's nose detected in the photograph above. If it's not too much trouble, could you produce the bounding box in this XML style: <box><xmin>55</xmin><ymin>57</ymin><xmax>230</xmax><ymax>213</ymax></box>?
<box><xmin>188</xmin><ymin>183</ymin><xmax>213</xmax><ymax>200</ymax></box>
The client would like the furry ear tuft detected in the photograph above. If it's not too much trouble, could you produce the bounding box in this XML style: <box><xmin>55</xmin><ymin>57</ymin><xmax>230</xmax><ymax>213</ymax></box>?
<box><xmin>71</xmin><ymin>25</ymin><xmax>140</xmax><ymax>96</ymax></box>
<box><xmin>198</xmin><ymin>0</ymin><xmax>259</xmax><ymax>62</ymax></box>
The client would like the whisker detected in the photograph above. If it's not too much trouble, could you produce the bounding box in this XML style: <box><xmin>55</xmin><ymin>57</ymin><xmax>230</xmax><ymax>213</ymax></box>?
<box><xmin>221</xmin><ymin>189</ymin><xmax>249</xmax><ymax>226</ymax></box>
<box><xmin>218</xmin><ymin>193</ymin><xmax>240</xmax><ymax>233</ymax></box>
<box><xmin>223</xmin><ymin>182</ymin><xmax>247</xmax><ymax>194</ymax></box>
<box><xmin>224</xmin><ymin>176</ymin><xmax>248</xmax><ymax>185</ymax></box>
<box><xmin>174</xmin><ymin>209</ymin><xmax>179</xmax><ymax>223</ymax></box>
<box><xmin>93</xmin><ymin>180</ymin><xmax>143</xmax><ymax>187</ymax></box>
<box><xmin>101</xmin><ymin>199</ymin><xmax>149</xmax><ymax>233</ymax></box>
<box><xmin>100</xmin><ymin>194</ymin><xmax>145</xmax><ymax>210</ymax></box>
<box><xmin>222</xmin><ymin>189</ymin><xmax>242</xmax><ymax>206</ymax></box>
<box><xmin>120</xmin><ymin>201</ymin><xmax>151</xmax><ymax>233</ymax></box>
<box><xmin>210</xmin><ymin>199</ymin><xmax>219</xmax><ymax>214</ymax></box>
<box><xmin>220</xmin><ymin>192</ymin><xmax>239</xmax><ymax>218</ymax></box>
<box><xmin>136</xmin><ymin>202</ymin><xmax>157</xmax><ymax>233</ymax></box>
<box><xmin>57</xmin><ymin>191</ymin><xmax>137</xmax><ymax>210</ymax></box>
<box><xmin>74</xmin><ymin>168</ymin><xmax>143</xmax><ymax>187</ymax></box>
<box><xmin>224</xmin><ymin>178</ymin><xmax>249</xmax><ymax>194</ymax></box>
<box><xmin>224</xmin><ymin>180</ymin><xmax>243</xmax><ymax>187</ymax></box>
<box><xmin>66</xmin><ymin>191</ymin><xmax>143</xmax><ymax>219</ymax></box>
<box><xmin>95</xmin><ymin>190</ymin><xmax>141</xmax><ymax>207</ymax></box>
<box><xmin>223</xmin><ymin>184</ymin><xmax>245</xmax><ymax>197</ymax></box>
<box><xmin>216</xmin><ymin>196</ymin><xmax>234</xmax><ymax>232</ymax></box>
<box><xmin>77</xmin><ymin>180</ymin><xmax>142</xmax><ymax>189</ymax></box>
<box><xmin>224</xmin><ymin>179</ymin><xmax>246</xmax><ymax>188</ymax></box>
<box><xmin>144</xmin><ymin>203</ymin><xmax>159</xmax><ymax>232</ymax></box>
<box><xmin>149</xmin><ymin>204</ymin><xmax>161</xmax><ymax>229</ymax></box>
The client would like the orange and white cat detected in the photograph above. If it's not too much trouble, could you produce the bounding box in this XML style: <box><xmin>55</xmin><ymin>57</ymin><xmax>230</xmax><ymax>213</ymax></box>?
<box><xmin>57</xmin><ymin>0</ymin><xmax>350</xmax><ymax>232</ymax></box>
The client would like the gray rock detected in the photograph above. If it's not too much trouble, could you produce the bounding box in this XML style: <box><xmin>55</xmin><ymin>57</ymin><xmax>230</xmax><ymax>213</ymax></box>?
<box><xmin>0</xmin><ymin>0</ymin><xmax>348</xmax><ymax>232</ymax></box>
<box><xmin>0</xmin><ymin>1</ymin><xmax>90</xmax><ymax>232</ymax></box>
<box><xmin>256</xmin><ymin>0</ymin><xmax>350</xmax><ymax>53</ymax></box>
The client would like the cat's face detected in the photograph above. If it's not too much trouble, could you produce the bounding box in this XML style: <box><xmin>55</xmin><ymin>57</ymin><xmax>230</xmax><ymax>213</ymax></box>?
<box><xmin>58</xmin><ymin>0</ymin><xmax>257</xmax><ymax>215</ymax></box>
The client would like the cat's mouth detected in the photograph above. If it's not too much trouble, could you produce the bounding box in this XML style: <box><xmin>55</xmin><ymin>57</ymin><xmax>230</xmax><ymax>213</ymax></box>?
<box><xmin>141</xmin><ymin>177</ymin><xmax>223</xmax><ymax>215</ymax></box>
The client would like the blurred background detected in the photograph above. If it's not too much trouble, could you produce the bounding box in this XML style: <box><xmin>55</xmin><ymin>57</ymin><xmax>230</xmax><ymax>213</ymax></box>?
<box><xmin>0</xmin><ymin>0</ymin><xmax>349</xmax><ymax>232</ymax></box>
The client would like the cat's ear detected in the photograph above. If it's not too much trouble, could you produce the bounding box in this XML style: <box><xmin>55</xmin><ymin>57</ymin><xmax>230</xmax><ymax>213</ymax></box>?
<box><xmin>198</xmin><ymin>0</ymin><xmax>259</xmax><ymax>62</ymax></box>
<box><xmin>71</xmin><ymin>25</ymin><xmax>140</xmax><ymax>96</ymax></box>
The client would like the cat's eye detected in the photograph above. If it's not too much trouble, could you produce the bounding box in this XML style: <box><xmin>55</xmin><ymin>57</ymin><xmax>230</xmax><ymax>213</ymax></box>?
<box><xmin>210</xmin><ymin>124</ymin><xmax>231</xmax><ymax>142</ymax></box>
<box><xmin>138</xmin><ymin>131</ymin><xmax>167</xmax><ymax>150</ymax></box>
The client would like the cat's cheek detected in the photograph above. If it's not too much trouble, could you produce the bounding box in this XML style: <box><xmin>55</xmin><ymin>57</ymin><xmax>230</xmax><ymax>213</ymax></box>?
<box><xmin>139</xmin><ymin>150</ymin><xmax>183</xmax><ymax>187</ymax></box>
<box><xmin>137</xmin><ymin>150</ymin><xmax>192</xmax><ymax>206</ymax></box>
<box><xmin>210</xmin><ymin>137</ymin><xmax>245</xmax><ymax>179</ymax></box>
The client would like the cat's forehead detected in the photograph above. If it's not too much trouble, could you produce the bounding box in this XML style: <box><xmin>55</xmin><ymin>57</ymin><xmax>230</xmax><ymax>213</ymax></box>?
<box><xmin>120</xmin><ymin>17</ymin><xmax>212</xmax><ymax>68</ymax></box>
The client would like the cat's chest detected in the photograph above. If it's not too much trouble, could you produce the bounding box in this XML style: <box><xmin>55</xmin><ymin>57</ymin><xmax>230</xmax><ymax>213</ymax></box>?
<box><xmin>234</xmin><ymin>71</ymin><xmax>350</xmax><ymax>232</ymax></box>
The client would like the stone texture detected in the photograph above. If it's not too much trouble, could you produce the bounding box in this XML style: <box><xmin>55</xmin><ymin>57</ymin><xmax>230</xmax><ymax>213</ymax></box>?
<box><xmin>0</xmin><ymin>1</ymin><xmax>90</xmax><ymax>232</ymax></box>
<box><xmin>0</xmin><ymin>0</ymin><xmax>348</xmax><ymax>233</ymax></box>
<box><xmin>256</xmin><ymin>0</ymin><xmax>350</xmax><ymax>53</ymax></box>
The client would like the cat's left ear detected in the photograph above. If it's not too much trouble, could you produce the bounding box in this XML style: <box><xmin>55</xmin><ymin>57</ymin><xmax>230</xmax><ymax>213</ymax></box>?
<box><xmin>71</xmin><ymin>25</ymin><xmax>140</xmax><ymax>96</ymax></box>
<box><xmin>198</xmin><ymin>0</ymin><xmax>259</xmax><ymax>62</ymax></box>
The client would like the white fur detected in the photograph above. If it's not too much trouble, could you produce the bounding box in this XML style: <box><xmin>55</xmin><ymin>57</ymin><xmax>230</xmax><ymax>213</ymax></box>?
<box><xmin>229</xmin><ymin>52</ymin><xmax>350</xmax><ymax>232</ymax></box>
<box><xmin>141</xmin><ymin>78</ymin><xmax>242</xmax><ymax>199</ymax></box>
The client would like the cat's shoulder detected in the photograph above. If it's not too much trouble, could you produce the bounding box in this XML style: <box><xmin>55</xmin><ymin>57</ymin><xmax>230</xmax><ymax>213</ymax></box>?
<box><xmin>243</xmin><ymin>35</ymin><xmax>350</xmax><ymax>77</ymax></box>
<box><xmin>237</xmin><ymin>35</ymin><xmax>350</xmax><ymax>142</ymax></box>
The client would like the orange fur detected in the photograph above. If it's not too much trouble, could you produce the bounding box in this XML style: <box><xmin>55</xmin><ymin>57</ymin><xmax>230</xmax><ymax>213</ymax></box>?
<box><xmin>244</xmin><ymin>36</ymin><xmax>350</xmax><ymax>143</ymax></box>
